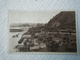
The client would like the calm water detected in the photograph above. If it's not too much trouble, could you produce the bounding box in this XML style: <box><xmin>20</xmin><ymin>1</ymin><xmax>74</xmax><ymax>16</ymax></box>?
<box><xmin>9</xmin><ymin>29</ymin><xmax>28</xmax><ymax>52</ymax></box>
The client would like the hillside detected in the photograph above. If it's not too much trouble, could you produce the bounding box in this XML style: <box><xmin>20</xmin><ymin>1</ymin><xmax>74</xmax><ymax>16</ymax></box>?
<box><xmin>45</xmin><ymin>11</ymin><xmax>76</xmax><ymax>31</ymax></box>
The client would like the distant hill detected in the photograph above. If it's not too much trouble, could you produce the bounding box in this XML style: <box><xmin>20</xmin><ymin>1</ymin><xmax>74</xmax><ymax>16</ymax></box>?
<box><xmin>44</xmin><ymin>11</ymin><xmax>76</xmax><ymax>31</ymax></box>
<box><xmin>10</xmin><ymin>23</ymin><xmax>38</xmax><ymax>27</ymax></box>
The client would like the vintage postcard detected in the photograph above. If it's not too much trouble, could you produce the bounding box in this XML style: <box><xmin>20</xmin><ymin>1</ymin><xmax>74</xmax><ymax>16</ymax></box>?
<box><xmin>8</xmin><ymin>11</ymin><xmax>77</xmax><ymax>53</ymax></box>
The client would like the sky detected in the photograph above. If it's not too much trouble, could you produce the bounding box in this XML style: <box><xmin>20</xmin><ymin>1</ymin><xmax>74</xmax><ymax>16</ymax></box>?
<box><xmin>9</xmin><ymin>11</ymin><xmax>60</xmax><ymax>24</ymax></box>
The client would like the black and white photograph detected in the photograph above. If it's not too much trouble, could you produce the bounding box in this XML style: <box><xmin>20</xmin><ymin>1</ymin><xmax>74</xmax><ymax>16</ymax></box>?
<box><xmin>8</xmin><ymin>11</ymin><xmax>77</xmax><ymax>53</ymax></box>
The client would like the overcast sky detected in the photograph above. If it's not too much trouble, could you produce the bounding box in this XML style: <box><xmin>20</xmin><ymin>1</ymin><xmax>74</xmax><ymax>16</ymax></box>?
<box><xmin>9</xmin><ymin>11</ymin><xmax>60</xmax><ymax>24</ymax></box>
